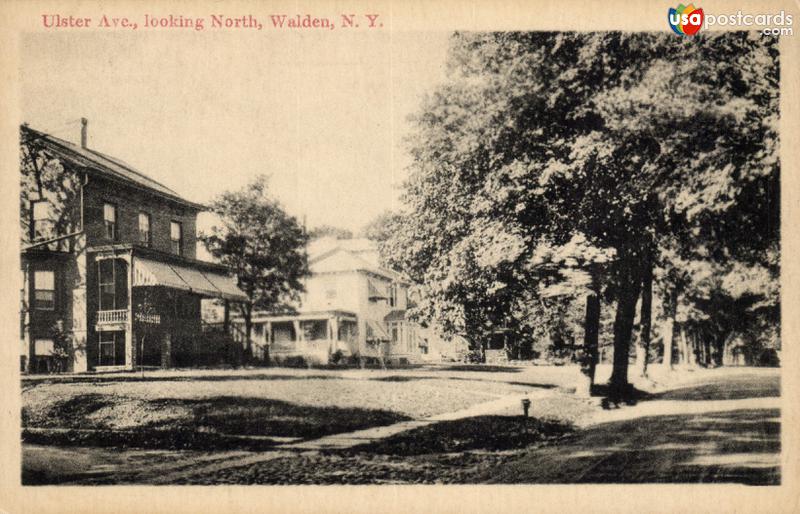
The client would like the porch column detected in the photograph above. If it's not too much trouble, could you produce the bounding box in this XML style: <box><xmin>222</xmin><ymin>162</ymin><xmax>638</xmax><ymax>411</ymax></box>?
<box><xmin>293</xmin><ymin>320</ymin><xmax>302</xmax><ymax>352</ymax></box>
<box><xmin>161</xmin><ymin>332</ymin><xmax>172</xmax><ymax>369</ymax></box>
<box><xmin>125</xmin><ymin>256</ymin><xmax>135</xmax><ymax>370</ymax></box>
<box><xmin>223</xmin><ymin>300</ymin><xmax>230</xmax><ymax>332</ymax></box>
<box><xmin>329</xmin><ymin>316</ymin><xmax>339</xmax><ymax>354</ymax></box>
<box><xmin>125</xmin><ymin>323</ymin><xmax>136</xmax><ymax>371</ymax></box>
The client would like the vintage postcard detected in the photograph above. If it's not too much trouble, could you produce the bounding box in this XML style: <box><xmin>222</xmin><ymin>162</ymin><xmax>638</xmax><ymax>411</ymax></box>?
<box><xmin>0</xmin><ymin>0</ymin><xmax>797</xmax><ymax>512</ymax></box>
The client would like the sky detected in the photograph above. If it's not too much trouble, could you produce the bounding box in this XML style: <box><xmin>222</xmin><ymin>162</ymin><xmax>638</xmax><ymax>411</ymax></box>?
<box><xmin>20</xmin><ymin>29</ymin><xmax>451</xmax><ymax>235</ymax></box>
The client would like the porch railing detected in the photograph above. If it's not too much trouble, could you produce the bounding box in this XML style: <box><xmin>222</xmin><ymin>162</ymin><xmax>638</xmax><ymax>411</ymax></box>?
<box><xmin>97</xmin><ymin>309</ymin><xmax>128</xmax><ymax>324</ymax></box>
<box><xmin>135</xmin><ymin>312</ymin><xmax>161</xmax><ymax>324</ymax></box>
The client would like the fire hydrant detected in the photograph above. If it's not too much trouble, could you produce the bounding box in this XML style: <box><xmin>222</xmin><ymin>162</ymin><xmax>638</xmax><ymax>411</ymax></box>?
<box><xmin>521</xmin><ymin>398</ymin><xmax>531</xmax><ymax>418</ymax></box>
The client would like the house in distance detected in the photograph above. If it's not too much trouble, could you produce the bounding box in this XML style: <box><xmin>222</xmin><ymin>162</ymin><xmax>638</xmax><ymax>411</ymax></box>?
<box><xmin>242</xmin><ymin>237</ymin><xmax>436</xmax><ymax>366</ymax></box>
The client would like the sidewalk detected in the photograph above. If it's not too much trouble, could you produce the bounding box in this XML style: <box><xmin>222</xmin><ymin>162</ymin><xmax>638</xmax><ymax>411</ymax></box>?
<box><xmin>149</xmin><ymin>387</ymin><xmax>555</xmax><ymax>483</ymax></box>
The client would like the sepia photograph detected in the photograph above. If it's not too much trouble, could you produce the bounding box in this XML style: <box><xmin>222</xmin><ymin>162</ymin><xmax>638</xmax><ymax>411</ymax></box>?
<box><xmin>2</xmin><ymin>0</ymin><xmax>797</xmax><ymax>511</ymax></box>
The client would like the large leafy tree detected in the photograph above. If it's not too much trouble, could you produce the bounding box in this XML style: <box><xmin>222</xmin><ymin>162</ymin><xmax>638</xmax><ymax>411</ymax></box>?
<box><xmin>389</xmin><ymin>31</ymin><xmax>778</xmax><ymax>396</ymax></box>
<box><xmin>362</xmin><ymin>211</ymin><xmax>404</xmax><ymax>244</ymax></box>
<box><xmin>20</xmin><ymin>127</ymin><xmax>83</xmax><ymax>252</ymax></box>
<box><xmin>201</xmin><ymin>175</ymin><xmax>310</xmax><ymax>358</ymax></box>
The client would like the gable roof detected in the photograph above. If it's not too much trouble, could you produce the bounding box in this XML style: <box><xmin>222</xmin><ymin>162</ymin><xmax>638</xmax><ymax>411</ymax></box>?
<box><xmin>308</xmin><ymin>240</ymin><xmax>408</xmax><ymax>284</ymax></box>
<box><xmin>21</xmin><ymin>124</ymin><xmax>204</xmax><ymax>210</ymax></box>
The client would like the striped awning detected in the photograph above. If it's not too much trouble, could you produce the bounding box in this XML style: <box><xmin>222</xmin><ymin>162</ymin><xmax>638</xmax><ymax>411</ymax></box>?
<box><xmin>365</xmin><ymin>319</ymin><xmax>390</xmax><ymax>342</ymax></box>
<box><xmin>133</xmin><ymin>257</ymin><xmax>248</xmax><ymax>302</ymax></box>
<box><xmin>384</xmin><ymin>309</ymin><xmax>406</xmax><ymax>323</ymax></box>
<box><xmin>367</xmin><ymin>278</ymin><xmax>389</xmax><ymax>300</ymax></box>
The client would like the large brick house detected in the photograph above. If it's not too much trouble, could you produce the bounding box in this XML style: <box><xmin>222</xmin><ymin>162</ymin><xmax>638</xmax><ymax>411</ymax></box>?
<box><xmin>20</xmin><ymin>121</ymin><xmax>247</xmax><ymax>373</ymax></box>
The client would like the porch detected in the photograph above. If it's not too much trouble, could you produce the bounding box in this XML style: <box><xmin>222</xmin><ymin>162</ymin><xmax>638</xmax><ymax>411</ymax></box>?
<box><xmin>249</xmin><ymin>310</ymin><xmax>359</xmax><ymax>364</ymax></box>
<box><xmin>90</xmin><ymin>246</ymin><xmax>247</xmax><ymax>371</ymax></box>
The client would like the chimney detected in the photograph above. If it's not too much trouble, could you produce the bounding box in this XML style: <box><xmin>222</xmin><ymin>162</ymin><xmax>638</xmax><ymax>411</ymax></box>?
<box><xmin>80</xmin><ymin>118</ymin><xmax>88</xmax><ymax>148</ymax></box>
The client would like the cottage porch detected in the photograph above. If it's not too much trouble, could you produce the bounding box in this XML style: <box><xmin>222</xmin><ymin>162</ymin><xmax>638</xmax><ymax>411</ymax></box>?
<box><xmin>248</xmin><ymin>310</ymin><xmax>359</xmax><ymax>364</ymax></box>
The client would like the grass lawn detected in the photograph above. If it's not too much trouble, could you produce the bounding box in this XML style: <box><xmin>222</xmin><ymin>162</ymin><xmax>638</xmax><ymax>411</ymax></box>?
<box><xmin>21</xmin><ymin>364</ymin><xmax>779</xmax><ymax>484</ymax></box>
<box><xmin>22</xmin><ymin>363</ymin><xmax>578</xmax><ymax>451</ymax></box>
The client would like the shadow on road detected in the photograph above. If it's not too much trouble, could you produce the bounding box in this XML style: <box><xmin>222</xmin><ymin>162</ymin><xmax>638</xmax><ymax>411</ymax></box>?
<box><xmin>651</xmin><ymin>374</ymin><xmax>780</xmax><ymax>401</ymax></box>
<box><xmin>487</xmin><ymin>408</ymin><xmax>780</xmax><ymax>485</ymax></box>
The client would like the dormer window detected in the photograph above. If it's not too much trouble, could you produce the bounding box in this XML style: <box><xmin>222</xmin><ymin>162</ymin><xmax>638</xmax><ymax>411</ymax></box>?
<box><xmin>103</xmin><ymin>203</ymin><xmax>117</xmax><ymax>240</ymax></box>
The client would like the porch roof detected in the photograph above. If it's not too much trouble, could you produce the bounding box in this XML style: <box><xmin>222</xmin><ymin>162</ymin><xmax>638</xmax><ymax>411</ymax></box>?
<box><xmin>133</xmin><ymin>256</ymin><xmax>247</xmax><ymax>302</ymax></box>
<box><xmin>249</xmin><ymin>310</ymin><xmax>358</xmax><ymax>324</ymax></box>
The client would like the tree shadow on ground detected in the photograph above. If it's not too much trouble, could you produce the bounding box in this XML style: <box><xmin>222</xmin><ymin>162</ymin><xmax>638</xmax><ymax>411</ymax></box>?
<box><xmin>485</xmin><ymin>408</ymin><xmax>780</xmax><ymax>485</ymax></box>
<box><xmin>590</xmin><ymin>383</ymin><xmax>654</xmax><ymax>407</ymax></box>
<box><xmin>440</xmin><ymin>364</ymin><xmax>523</xmax><ymax>373</ymax></box>
<box><xmin>22</xmin><ymin>394</ymin><xmax>410</xmax><ymax>456</ymax></box>
<box><xmin>369</xmin><ymin>375</ymin><xmax>557</xmax><ymax>389</ymax></box>
<box><xmin>349</xmin><ymin>415</ymin><xmax>572</xmax><ymax>456</ymax></box>
<box><xmin>651</xmin><ymin>375</ymin><xmax>780</xmax><ymax>401</ymax></box>
<box><xmin>21</xmin><ymin>373</ymin><xmax>345</xmax><ymax>386</ymax></box>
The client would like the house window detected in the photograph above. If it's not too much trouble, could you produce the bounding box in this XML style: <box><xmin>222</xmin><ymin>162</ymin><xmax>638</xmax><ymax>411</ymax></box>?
<box><xmin>390</xmin><ymin>322</ymin><xmax>401</xmax><ymax>345</ymax></box>
<box><xmin>33</xmin><ymin>270</ymin><xmax>55</xmax><ymax>310</ymax></box>
<box><xmin>271</xmin><ymin>321</ymin><xmax>297</xmax><ymax>349</ymax></box>
<box><xmin>103</xmin><ymin>203</ymin><xmax>117</xmax><ymax>240</ymax></box>
<box><xmin>98</xmin><ymin>331</ymin><xmax>125</xmax><ymax>366</ymax></box>
<box><xmin>98</xmin><ymin>259</ymin><xmax>127</xmax><ymax>311</ymax></box>
<box><xmin>138</xmin><ymin>212</ymin><xmax>151</xmax><ymax>246</ymax></box>
<box><xmin>337</xmin><ymin>320</ymin><xmax>358</xmax><ymax>343</ymax></box>
<box><xmin>170</xmin><ymin>221</ymin><xmax>183</xmax><ymax>255</ymax></box>
<box><xmin>34</xmin><ymin>338</ymin><xmax>55</xmax><ymax>356</ymax></box>
<box><xmin>31</xmin><ymin>201</ymin><xmax>54</xmax><ymax>239</ymax></box>
<box><xmin>301</xmin><ymin>320</ymin><xmax>329</xmax><ymax>341</ymax></box>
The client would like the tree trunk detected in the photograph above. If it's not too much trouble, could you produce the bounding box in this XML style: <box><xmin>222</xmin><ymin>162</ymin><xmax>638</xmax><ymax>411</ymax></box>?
<box><xmin>609</xmin><ymin>264</ymin><xmax>642</xmax><ymax>398</ymax></box>
<box><xmin>585</xmin><ymin>292</ymin><xmax>601</xmax><ymax>382</ymax></box>
<box><xmin>662</xmin><ymin>317</ymin><xmax>674</xmax><ymax>369</ymax></box>
<box><xmin>243</xmin><ymin>304</ymin><xmax>253</xmax><ymax>363</ymax></box>
<box><xmin>675</xmin><ymin>323</ymin><xmax>685</xmax><ymax>365</ymax></box>
<box><xmin>682</xmin><ymin>328</ymin><xmax>695</xmax><ymax>366</ymax></box>
<box><xmin>637</xmin><ymin>261</ymin><xmax>653</xmax><ymax>377</ymax></box>
<box><xmin>576</xmin><ymin>292</ymin><xmax>601</xmax><ymax>397</ymax></box>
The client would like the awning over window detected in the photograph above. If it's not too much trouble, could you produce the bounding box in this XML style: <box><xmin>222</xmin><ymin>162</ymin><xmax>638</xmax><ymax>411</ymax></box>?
<box><xmin>203</xmin><ymin>271</ymin><xmax>248</xmax><ymax>301</ymax></box>
<box><xmin>365</xmin><ymin>319</ymin><xmax>390</xmax><ymax>342</ymax></box>
<box><xmin>133</xmin><ymin>258</ymin><xmax>189</xmax><ymax>291</ymax></box>
<box><xmin>384</xmin><ymin>309</ymin><xmax>406</xmax><ymax>323</ymax></box>
<box><xmin>133</xmin><ymin>257</ymin><xmax>248</xmax><ymax>302</ymax></box>
<box><xmin>367</xmin><ymin>278</ymin><xmax>389</xmax><ymax>300</ymax></box>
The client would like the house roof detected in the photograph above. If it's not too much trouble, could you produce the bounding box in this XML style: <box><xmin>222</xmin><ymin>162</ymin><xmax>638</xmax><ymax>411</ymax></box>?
<box><xmin>308</xmin><ymin>239</ymin><xmax>409</xmax><ymax>284</ymax></box>
<box><xmin>21</xmin><ymin>124</ymin><xmax>204</xmax><ymax>210</ymax></box>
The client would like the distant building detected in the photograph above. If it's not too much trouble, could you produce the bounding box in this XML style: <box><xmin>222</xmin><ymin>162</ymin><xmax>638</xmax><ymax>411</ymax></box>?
<box><xmin>243</xmin><ymin>238</ymin><xmax>434</xmax><ymax>365</ymax></box>
<box><xmin>20</xmin><ymin>121</ymin><xmax>247</xmax><ymax>373</ymax></box>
